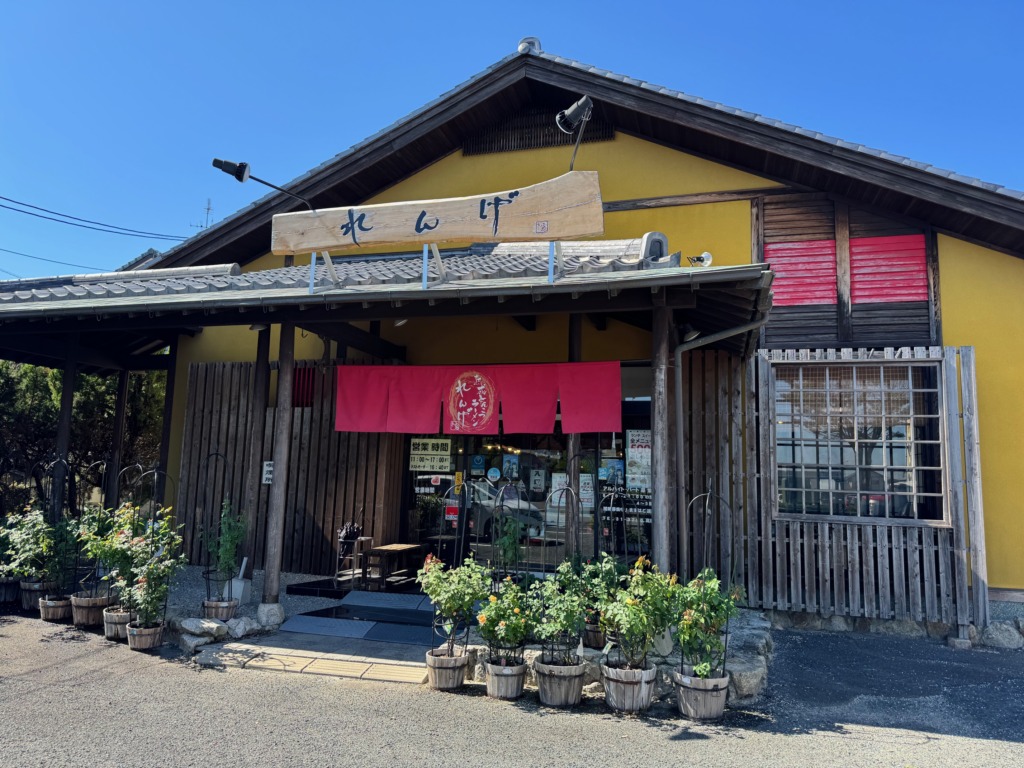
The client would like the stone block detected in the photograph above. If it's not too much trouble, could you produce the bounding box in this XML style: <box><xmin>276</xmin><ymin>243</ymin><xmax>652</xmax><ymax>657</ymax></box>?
<box><xmin>256</xmin><ymin>602</ymin><xmax>285</xmax><ymax>628</ymax></box>
<box><xmin>947</xmin><ymin>636</ymin><xmax>972</xmax><ymax>651</ymax></box>
<box><xmin>981</xmin><ymin>621</ymin><xmax>1024</xmax><ymax>649</ymax></box>
<box><xmin>725</xmin><ymin>655</ymin><xmax>768</xmax><ymax>700</ymax></box>
<box><xmin>180</xmin><ymin>618</ymin><xmax>229</xmax><ymax>639</ymax></box>
<box><xmin>178</xmin><ymin>633</ymin><xmax>213</xmax><ymax>654</ymax></box>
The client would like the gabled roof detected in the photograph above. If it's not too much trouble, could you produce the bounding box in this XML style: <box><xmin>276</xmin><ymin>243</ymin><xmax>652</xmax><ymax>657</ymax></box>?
<box><xmin>130</xmin><ymin>41</ymin><xmax>1024</xmax><ymax>272</ymax></box>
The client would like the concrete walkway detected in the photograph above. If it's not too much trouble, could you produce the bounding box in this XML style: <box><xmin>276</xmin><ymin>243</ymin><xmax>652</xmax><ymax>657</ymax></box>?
<box><xmin>195</xmin><ymin>631</ymin><xmax>429</xmax><ymax>684</ymax></box>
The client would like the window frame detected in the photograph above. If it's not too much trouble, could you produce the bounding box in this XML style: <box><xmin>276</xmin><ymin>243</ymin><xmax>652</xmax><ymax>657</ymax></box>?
<box><xmin>768</xmin><ymin>354</ymin><xmax>951</xmax><ymax>528</ymax></box>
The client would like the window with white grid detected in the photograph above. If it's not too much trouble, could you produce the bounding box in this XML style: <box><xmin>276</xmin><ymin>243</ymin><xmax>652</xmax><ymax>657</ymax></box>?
<box><xmin>772</xmin><ymin>361</ymin><xmax>946</xmax><ymax>524</ymax></box>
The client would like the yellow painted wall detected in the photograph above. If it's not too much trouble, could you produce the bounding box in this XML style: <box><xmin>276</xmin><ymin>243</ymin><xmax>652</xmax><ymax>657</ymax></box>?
<box><xmin>938</xmin><ymin>235</ymin><xmax>1024</xmax><ymax>589</ymax></box>
<box><xmin>166</xmin><ymin>133</ymin><xmax>774</xmax><ymax>489</ymax></box>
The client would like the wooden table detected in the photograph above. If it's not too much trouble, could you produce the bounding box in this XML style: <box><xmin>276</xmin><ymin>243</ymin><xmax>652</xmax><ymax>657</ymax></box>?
<box><xmin>362</xmin><ymin>543</ymin><xmax>425</xmax><ymax>590</ymax></box>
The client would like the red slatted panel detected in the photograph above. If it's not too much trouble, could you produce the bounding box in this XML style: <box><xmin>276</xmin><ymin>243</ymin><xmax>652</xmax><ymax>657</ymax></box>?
<box><xmin>293</xmin><ymin>367</ymin><xmax>315</xmax><ymax>407</ymax></box>
<box><xmin>763</xmin><ymin>240</ymin><xmax>838</xmax><ymax>306</ymax></box>
<box><xmin>850</xmin><ymin>234</ymin><xmax>928</xmax><ymax>304</ymax></box>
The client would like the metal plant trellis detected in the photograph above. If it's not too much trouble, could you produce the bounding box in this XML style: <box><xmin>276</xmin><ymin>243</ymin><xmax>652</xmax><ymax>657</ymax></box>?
<box><xmin>196</xmin><ymin>451</ymin><xmax>235</xmax><ymax>604</ymax></box>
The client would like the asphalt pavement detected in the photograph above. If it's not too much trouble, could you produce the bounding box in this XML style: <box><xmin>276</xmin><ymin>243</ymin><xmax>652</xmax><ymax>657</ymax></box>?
<box><xmin>1</xmin><ymin>612</ymin><xmax>1022</xmax><ymax>767</ymax></box>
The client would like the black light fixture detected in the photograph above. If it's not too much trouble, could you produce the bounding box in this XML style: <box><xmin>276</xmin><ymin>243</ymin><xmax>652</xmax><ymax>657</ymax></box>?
<box><xmin>686</xmin><ymin>251</ymin><xmax>713</xmax><ymax>267</ymax></box>
<box><xmin>555</xmin><ymin>95</ymin><xmax>593</xmax><ymax>172</ymax></box>
<box><xmin>682</xmin><ymin>323</ymin><xmax>701</xmax><ymax>343</ymax></box>
<box><xmin>212</xmin><ymin>158</ymin><xmax>314</xmax><ymax>211</ymax></box>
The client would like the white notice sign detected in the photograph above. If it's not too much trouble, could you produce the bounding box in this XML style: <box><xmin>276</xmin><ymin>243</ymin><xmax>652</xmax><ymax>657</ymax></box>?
<box><xmin>261</xmin><ymin>461</ymin><xmax>274</xmax><ymax>485</ymax></box>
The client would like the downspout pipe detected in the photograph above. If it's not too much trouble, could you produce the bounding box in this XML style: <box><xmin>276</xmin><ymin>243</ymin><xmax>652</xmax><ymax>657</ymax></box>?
<box><xmin>674</xmin><ymin>317</ymin><xmax>769</xmax><ymax>577</ymax></box>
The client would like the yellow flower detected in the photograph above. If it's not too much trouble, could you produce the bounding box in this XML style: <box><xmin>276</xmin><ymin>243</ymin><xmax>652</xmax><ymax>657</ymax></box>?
<box><xmin>478</xmin><ymin>614</ymin><xmax>486</xmax><ymax>624</ymax></box>
<box><xmin>489</xmin><ymin>595</ymin><xmax>497</xmax><ymax>603</ymax></box>
<box><xmin>504</xmin><ymin>576</ymin><xmax>512</xmax><ymax>582</ymax></box>
<box><xmin>499</xmin><ymin>621</ymin><xmax>506</xmax><ymax>628</ymax></box>
<box><xmin>513</xmin><ymin>608</ymin><xmax>520</xmax><ymax>614</ymax></box>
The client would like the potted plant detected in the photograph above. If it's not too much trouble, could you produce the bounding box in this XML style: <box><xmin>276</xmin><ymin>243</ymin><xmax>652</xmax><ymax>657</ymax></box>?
<box><xmin>0</xmin><ymin>515</ymin><xmax>21</xmax><ymax>603</ymax></box>
<box><xmin>597</xmin><ymin>555</ymin><xmax>679</xmax><ymax>713</ymax></box>
<box><xmin>37</xmin><ymin>514</ymin><xmax>77</xmax><ymax>622</ymax></box>
<box><xmin>120</xmin><ymin>507</ymin><xmax>187</xmax><ymax>651</ymax></box>
<box><xmin>672</xmin><ymin>567</ymin><xmax>743</xmax><ymax>721</ymax></box>
<box><xmin>529</xmin><ymin>560</ymin><xmax>588</xmax><ymax>707</ymax></box>
<box><xmin>86</xmin><ymin>502</ymin><xmax>146</xmax><ymax>640</ymax></box>
<box><xmin>580</xmin><ymin>552</ymin><xmax>624</xmax><ymax>649</ymax></box>
<box><xmin>70</xmin><ymin>504</ymin><xmax>116</xmax><ymax>627</ymax></box>
<box><xmin>475</xmin><ymin>576</ymin><xmax>534</xmax><ymax>700</ymax></box>
<box><xmin>416</xmin><ymin>554</ymin><xmax>490</xmax><ymax>691</ymax></box>
<box><xmin>6</xmin><ymin>506</ymin><xmax>58</xmax><ymax>612</ymax></box>
<box><xmin>202</xmin><ymin>499</ymin><xmax>246</xmax><ymax>620</ymax></box>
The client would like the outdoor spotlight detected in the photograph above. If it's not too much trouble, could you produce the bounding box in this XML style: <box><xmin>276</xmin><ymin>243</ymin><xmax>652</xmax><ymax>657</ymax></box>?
<box><xmin>393</xmin><ymin>318</ymin><xmax>408</xmax><ymax>327</ymax></box>
<box><xmin>212</xmin><ymin>158</ymin><xmax>250</xmax><ymax>183</ymax></box>
<box><xmin>686</xmin><ymin>252</ymin><xmax>713</xmax><ymax>267</ymax></box>
<box><xmin>682</xmin><ymin>324</ymin><xmax>701</xmax><ymax>342</ymax></box>
<box><xmin>248</xmin><ymin>323</ymin><xmax>269</xmax><ymax>332</ymax></box>
<box><xmin>555</xmin><ymin>95</ymin><xmax>593</xmax><ymax>134</ymax></box>
<box><xmin>211</xmin><ymin>158</ymin><xmax>314</xmax><ymax>211</ymax></box>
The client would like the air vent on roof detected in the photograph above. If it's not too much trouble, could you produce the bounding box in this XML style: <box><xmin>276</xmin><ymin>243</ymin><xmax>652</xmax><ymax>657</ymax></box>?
<box><xmin>463</xmin><ymin>108</ymin><xmax>612</xmax><ymax>156</ymax></box>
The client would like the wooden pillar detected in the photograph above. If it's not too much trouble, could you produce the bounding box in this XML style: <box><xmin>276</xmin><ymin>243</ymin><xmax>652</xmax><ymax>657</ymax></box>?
<box><xmin>242</xmin><ymin>326</ymin><xmax>271</xmax><ymax>580</ymax></box>
<box><xmin>262</xmin><ymin>322</ymin><xmax>295</xmax><ymax>604</ymax></box>
<box><xmin>156</xmin><ymin>339</ymin><xmax>178</xmax><ymax>506</ymax></box>
<box><xmin>51</xmin><ymin>339</ymin><xmax>78</xmax><ymax>523</ymax></box>
<box><xmin>104</xmin><ymin>369</ymin><xmax>130</xmax><ymax>509</ymax></box>
<box><xmin>566</xmin><ymin>314</ymin><xmax>582</xmax><ymax>560</ymax></box>
<box><xmin>651</xmin><ymin>304</ymin><xmax>671</xmax><ymax>571</ymax></box>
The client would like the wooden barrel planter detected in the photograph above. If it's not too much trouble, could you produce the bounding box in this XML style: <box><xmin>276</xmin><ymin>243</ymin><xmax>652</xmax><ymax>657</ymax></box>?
<box><xmin>534</xmin><ymin>659</ymin><xmax>586</xmax><ymax>707</ymax></box>
<box><xmin>202</xmin><ymin>598</ymin><xmax>239</xmax><ymax>621</ymax></box>
<box><xmin>583</xmin><ymin>622</ymin><xmax>605</xmax><ymax>649</ymax></box>
<box><xmin>484</xmin><ymin>661</ymin><xmax>527</xmax><ymax>700</ymax></box>
<box><xmin>425</xmin><ymin>650</ymin><xmax>470</xmax><ymax>691</ymax></box>
<box><xmin>103</xmin><ymin>606</ymin><xmax>134</xmax><ymax>641</ymax></box>
<box><xmin>19</xmin><ymin>580</ymin><xmax>57</xmax><ymax>612</ymax></box>
<box><xmin>71</xmin><ymin>592</ymin><xmax>113</xmax><ymax>628</ymax></box>
<box><xmin>673</xmin><ymin>671</ymin><xmax>729</xmax><ymax>721</ymax></box>
<box><xmin>126</xmin><ymin>622</ymin><xmax>165</xmax><ymax>651</ymax></box>
<box><xmin>601</xmin><ymin>662</ymin><xmax>658</xmax><ymax>713</ymax></box>
<box><xmin>0</xmin><ymin>576</ymin><xmax>20</xmax><ymax>603</ymax></box>
<box><xmin>39</xmin><ymin>595</ymin><xmax>73</xmax><ymax>622</ymax></box>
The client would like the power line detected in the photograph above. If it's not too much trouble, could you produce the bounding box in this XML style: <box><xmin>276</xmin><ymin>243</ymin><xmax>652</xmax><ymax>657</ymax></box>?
<box><xmin>0</xmin><ymin>247</ymin><xmax>105</xmax><ymax>272</ymax></box>
<box><xmin>0</xmin><ymin>265</ymin><xmax>21</xmax><ymax>279</ymax></box>
<box><xmin>0</xmin><ymin>196</ymin><xmax>187</xmax><ymax>240</ymax></box>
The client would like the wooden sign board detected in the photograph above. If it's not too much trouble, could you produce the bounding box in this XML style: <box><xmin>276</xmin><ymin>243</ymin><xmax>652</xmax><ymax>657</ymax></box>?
<box><xmin>271</xmin><ymin>171</ymin><xmax>603</xmax><ymax>256</ymax></box>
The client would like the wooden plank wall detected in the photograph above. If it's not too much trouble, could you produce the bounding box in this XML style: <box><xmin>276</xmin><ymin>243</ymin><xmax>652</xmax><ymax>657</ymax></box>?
<box><xmin>677</xmin><ymin>349</ymin><xmax>753</xmax><ymax>587</ymax></box>
<box><xmin>177</xmin><ymin>361</ymin><xmax>404</xmax><ymax>575</ymax></box>
<box><xmin>747</xmin><ymin>347</ymin><xmax>981</xmax><ymax>629</ymax></box>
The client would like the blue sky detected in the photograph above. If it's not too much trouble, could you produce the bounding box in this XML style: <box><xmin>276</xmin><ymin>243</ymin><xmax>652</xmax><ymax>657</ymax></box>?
<box><xmin>2</xmin><ymin>1</ymin><xmax>1021</xmax><ymax>279</ymax></box>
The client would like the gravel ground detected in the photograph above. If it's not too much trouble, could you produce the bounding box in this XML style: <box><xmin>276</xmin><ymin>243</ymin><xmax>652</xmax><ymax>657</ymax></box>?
<box><xmin>166</xmin><ymin>565</ymin><xmax>342</xmax><ymax>622</ymax></box>
<box><xmin>2</xmin><ymin>610</ymin><xmax>1022</xmax><ymax>768</ymax></box>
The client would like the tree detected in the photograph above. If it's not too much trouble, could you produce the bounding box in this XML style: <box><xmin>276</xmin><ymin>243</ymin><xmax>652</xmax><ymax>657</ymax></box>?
<box><xmin>0</xmin><ymin>361</ymin><xmax>166</xmax><ymax>516</ymax></box>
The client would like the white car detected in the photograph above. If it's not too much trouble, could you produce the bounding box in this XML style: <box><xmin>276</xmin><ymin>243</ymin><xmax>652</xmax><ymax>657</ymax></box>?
<box><xmin>467</xmin><ymin>481</ymin><xmax>546</xmax><ymax>540</ymax></box>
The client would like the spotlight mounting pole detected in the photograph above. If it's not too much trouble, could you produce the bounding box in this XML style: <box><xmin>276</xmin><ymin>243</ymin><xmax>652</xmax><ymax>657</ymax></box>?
<box><xmin>212</xmin><ymin>159</ymin><xmax>314</xmax><ymax>211</ymax></box>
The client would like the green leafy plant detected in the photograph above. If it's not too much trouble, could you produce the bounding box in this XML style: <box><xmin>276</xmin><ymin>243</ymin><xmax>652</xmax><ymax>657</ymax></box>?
<box><xmin>0</xmin><ymin>514</ymin><xmax>15</xmax><ymax>578</ymax></box>
<box><xmin>81</xmin><ymin>502</ymin><xmax>148</xmax><ymax>611</ymax></box>
<box><xmin>207</xmin><ymin>499</ymin><xmax>246</xmax><ymax>580</ymax></box>
<box><xmin>493</xmin><ymin>516</ymin><xmax>520</xmax><ymax>573</ymax></box>
<box><xmin>528</xmin><ymin>559</ymin><xmax>588</xmax><ymax>665</ymax></box>
<box><xmin>581</xmin><ymin>552</ymin><xmax>625</xmax><ymax>624</ymax></box>
<box><xmin>597</xmin><ymin>555</ymin><xmax>679</xmax><ymax>670</ymax></box>
<box><xmin>417</xmin><ymin>554</ymin><xmax>491</xmax><ymax>657</ymax></box>
<box><xmin>415</xmin><ymin>494</ymin><xmax>443</xmax><ymax>531</ymax></box>
<box><xmin>5</xmin><ymin>506</ymin><xmax>53</xmax><ymax>579</ymax></box>
<box><xmin>476</xmin><ymin>576</ymin><xmax>534</xmax><ymax>665</ymax></box>
<box><xmin>675</xmin><ymin>567</ymin><xmax>743</xmax><ymax>679</ymax></box>
<box><xmin>118</xmin><ymin>507</ymin><xmax>187</xmax><ymax>628</ymax></box>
